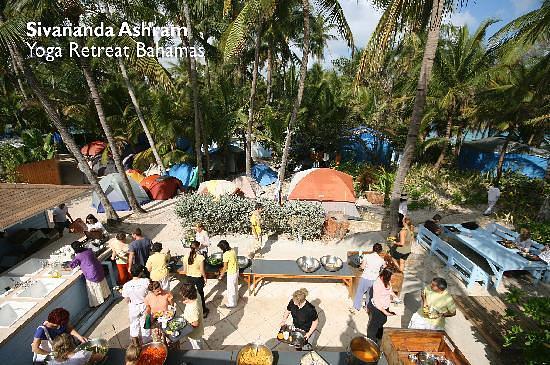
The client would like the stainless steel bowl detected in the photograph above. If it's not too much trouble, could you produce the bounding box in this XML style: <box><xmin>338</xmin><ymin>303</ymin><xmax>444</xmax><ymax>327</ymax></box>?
<box><xmin>206</xmin><ymin>252</ymin><xmax>224</xmax><ymax>266</ymax></box>
<box><xmin>237</xmin><ymin>256</ymin><xmax>252</xmax><ymax>269</ymax></box>
<box><xmin>320</xmin><ymin>255</ymin><xmax>343</xmax><ymax>272</ymax></box>
<box><xmin>296</xmin><ymin>256</ymin><xmax>320</xmax><ymax>273</ymax></box>
<box><xmin>290</xmin><ymin>328</ymin><xmax>307</xmax><ymax>348</ymax></box>
<box><xmin>74</xmin><ymin>338</ymin><xmax>109</xmax><ymax>364</ymax></box>
<box><xmin>237</xmin><ymin>343</ymin><xmax>274</xmax><ymax>365</ymax></box>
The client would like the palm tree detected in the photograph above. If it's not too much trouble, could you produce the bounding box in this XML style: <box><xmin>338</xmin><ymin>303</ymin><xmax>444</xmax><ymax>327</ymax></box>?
<box><xmin>79</xmin><ymin>52</ymin><xmax>146</xmax><ymax>213</ymax></box>
<box><xmin>431</xmin><ymin>21</ymin><xmax>494</xmax><ymax>170</ymax></box>
<box><xmin>0</xmin><ymin>23</ymin><xmax>119</xmax><ymax>221</ymax></box>
<box><xmin>356</xmin><ymin>0</ymin><xmax>452</xmax><ymax>233</ymax></box>
<box><xmin>117</xmin><ymin>58</ymin><xmax>167</xmax><ymax>175</ymax></box>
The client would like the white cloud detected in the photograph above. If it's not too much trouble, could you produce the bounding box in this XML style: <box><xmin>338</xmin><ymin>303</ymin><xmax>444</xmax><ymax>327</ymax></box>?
<box><xmin>510</xmin><ymin>0</ymin><xmax>536</xmax><ymax>14</ymax></box>
<box><xmin>446</xmin><ymin>11</ymin><xmax>478</xmax><ymax>28</ymax></box>
<box><xmin>321</xmin><ymin>0</ymin><xmax>383</xmax><ymax>67</ymax></box>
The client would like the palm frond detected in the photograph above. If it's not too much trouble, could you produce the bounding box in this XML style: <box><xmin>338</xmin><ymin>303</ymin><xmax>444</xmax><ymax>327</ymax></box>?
<box><xmin>313</xmin><ymin>0</ymin><xmax>354</xmax><ymax>51</ymax></box>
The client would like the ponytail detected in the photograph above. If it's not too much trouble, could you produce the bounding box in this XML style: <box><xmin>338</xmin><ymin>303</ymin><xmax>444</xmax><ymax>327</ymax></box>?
<box><xmin>188</xmin><ymin>240</ymin><xmax>200</xmax><ymax>265</ymax></box>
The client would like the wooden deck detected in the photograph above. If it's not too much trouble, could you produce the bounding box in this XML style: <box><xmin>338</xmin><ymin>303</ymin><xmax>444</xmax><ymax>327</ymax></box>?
<box><xmin>453</xmin><ymin>295</ymin><xmax>541</xmax><ymax>364</ymax></box>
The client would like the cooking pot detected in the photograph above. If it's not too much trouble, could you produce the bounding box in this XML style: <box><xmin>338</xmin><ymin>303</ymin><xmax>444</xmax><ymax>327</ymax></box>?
<box><xmin>348</xmin><ymin>336</ymin><xmax>380</xmax><ymax>365</ymax></box>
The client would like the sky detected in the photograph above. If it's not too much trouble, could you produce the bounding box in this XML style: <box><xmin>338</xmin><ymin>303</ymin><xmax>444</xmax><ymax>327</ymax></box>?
<box><xmin>321</xmin><ymin>0</ymin><xmax>541</xmax><ymax>66</ymax></box>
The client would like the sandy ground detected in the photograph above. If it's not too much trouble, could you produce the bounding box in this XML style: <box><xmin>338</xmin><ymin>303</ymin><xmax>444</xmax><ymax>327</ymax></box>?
<box><xmin>54</xmin><ymin>193</ymin><xmax>548</xmax><ymax>364</ymax></box>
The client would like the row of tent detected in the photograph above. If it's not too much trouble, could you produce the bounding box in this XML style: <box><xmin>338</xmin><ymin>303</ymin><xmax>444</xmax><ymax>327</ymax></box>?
<box><xmin>82</xmin><ymin>141</ymin><xmax>359</xmax><ymax>218</ymax></box>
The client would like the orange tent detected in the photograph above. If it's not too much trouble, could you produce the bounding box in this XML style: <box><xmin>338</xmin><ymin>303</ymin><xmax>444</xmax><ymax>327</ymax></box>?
<box><xmin>126</xmin><ymin>169</ymin><xmax>145</xmax><ymax>184</ymax></box>
<box><xmin>140</xmin><ymin>174</ymin><xmax>161</xmax><ymax>192</ymax></box>
<box><xmin>288</xmin><ymin>168</ymin><xmax>355</xmax><ymax>202</ymax></box>
<box><xmin>81</xmin><ymin>141</ymin><xmax>106</xmax><ymax>156</ymax></box>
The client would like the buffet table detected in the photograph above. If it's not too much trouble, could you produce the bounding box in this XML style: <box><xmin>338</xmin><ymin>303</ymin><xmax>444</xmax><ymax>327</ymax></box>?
<box><xmin>242</xmin><ymin>260</ymin><xmax>354</xmax><ymax>296</ymax></box>
<box><xmin>104</xmin><ymin>348</ymin><xmax>351</xmax><ymax>364</ymax></box>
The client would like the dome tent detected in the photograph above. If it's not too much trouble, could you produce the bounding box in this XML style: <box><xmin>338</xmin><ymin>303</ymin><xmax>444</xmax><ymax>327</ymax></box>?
<box><xmin>288</xmin><ymin>168</ymin><xmax>359</xmax><ymax>219</ymax></box>
<box><xmin>251</xmin><ymin>163</ymin><xmax>278</xmax><ymax>186</ymax></box>
<box><xmin>168</xmin><ymin>163</ymin><xmax>198</xmax><ymax>188</ymax></box>
<box><xmin>140</xmin><ymin>175</ymin><xmax>185</xmax><ymax>200</ymax></box>
<box><xmin>81</xmin><ymin>141</ymin><xmax>106</xmax><ymax>156</ymax></box>
<box><xmin>126</xmin><ymin>169</ymin><xmax>145</xmax><ymax>184</ymax></box>
<box><xmin>92</xmin><ymin>173</ymin><xmax>150</xmax><ymax>212</ymax></box>
<box><xmin>197</xmin><ymin>180</ymin><xmax>238</xmax><ymax>198</ymax></box>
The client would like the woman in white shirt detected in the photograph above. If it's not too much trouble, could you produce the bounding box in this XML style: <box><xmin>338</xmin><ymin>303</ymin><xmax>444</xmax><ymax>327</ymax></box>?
<box><xmin>350</xmin><ymin>243</ymin><xmax>386</xmax><ymax>313</ymax></box>
<box><xmin>122</xmin><ymin>265</ymin><xmax>152</xmax><ymax>346</ymax></box>
<box><xmin>47</xmin><ymin>333</ymin><xmax>103</xmax><ymax>365</ymax></box>
<box><xmin>195</xmin><ymin>223</ymin><xmax>210</xmax><ymax>256</ymax></box>
<box><xmin>85</xmin><ymin>214</ymin><xmax>107</xmax><ymax>235</ymax></box>
<box><xmin>515</xmin><ymin>228</ymin><xmax>534</xmax><ymax>251</ymax></box>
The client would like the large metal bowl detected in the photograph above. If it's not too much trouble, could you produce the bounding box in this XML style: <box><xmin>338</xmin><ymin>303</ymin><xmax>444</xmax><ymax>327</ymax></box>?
<box><xmin>320</xmin><ymin>255</ymin><xmax>343</xmax><ymax>272</ymax></box>
<box><xmin>296</xmin><ymin>256</ymin><xmax>320</xmax><ymax>273</ymax></box>
<box><xmin>237</xmin><ymin>344</ymin><xmax>274</xmax><ymax>365</ymax></box>
<box><xmin>139</xmin><ymin>342</ymin><xmax>168</xmax><ymax>364</ymax></box>
<box><xmin>238</xmin><ymin>256</ymin><xmax>252</xmax><ymax>269</ymax></box>
<box><xmin>206</xmin><ymin>252</ymin><xmax>224</xmax><ymax>267</ymax></box>
<box><xmin>349</xmin><ymin>336</ymin><xmax>380</xmax><ymax>364</ymax></box>
<box><xmin>74</xmin><ymin>338</ymin><xmax>109</xmax><ymax>364</ymax></box>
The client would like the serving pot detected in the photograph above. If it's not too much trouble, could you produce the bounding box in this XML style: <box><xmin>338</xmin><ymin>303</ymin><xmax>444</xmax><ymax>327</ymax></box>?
<box><xmin>236</xmin><ymin>343</ymin><xmax>274</xmax><ymax>365</ymax></box>
<box><xmin>237</xmin><ymin>256</ymin><xmax>252</xmax><ymax>269</ymax></box>
<box><xmin>296</xmin><ymin>256</ymin><xmax>320</xmax><ymax>273</ymax></box>
<box><xmin>348</xmin><ymin>336</ymin><xmax>380</xmax><ymax>365</ymax></box>
<box><xmin>320</xmin><ymin>255</ymin><xmax>343</xmax><ymax>272</ymax></box>
<box><xmin>139</xmin><ymin>341</ymin><xmax>168</xmax><ymax>365</ymax></box>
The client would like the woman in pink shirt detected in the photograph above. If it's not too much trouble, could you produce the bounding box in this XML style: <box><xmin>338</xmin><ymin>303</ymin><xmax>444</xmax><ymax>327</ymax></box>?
<box><xmin>367</xmin><ymin>268</ymin><xmax>398</xmax><ymax>341</ymax></box>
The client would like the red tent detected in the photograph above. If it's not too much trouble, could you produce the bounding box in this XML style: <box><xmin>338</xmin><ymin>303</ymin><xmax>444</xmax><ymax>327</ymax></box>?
<box><xmin>140</xmin><ymin>175</ymin><xmax>185</xmax><ymax>200</ymax></box>
<box><xmin>288</xmin><ymin>168</ymin><xmax>355</xmax><ymax>202</ymax></box>
<box><xmin>80</xmin><ymin>141</ymin><xmax>107</xmax><ymax>156</ymax></box>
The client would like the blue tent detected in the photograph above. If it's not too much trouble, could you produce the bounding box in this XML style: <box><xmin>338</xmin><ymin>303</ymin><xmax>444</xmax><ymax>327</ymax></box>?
<box><xmin>252</xmin><ymin>163</ymin><xmax>278</xmax><ymax>186</ymax></box>
<box><xmin>168</xmin><ymin>163</ymin><xmax>198</xmax><ymax>188</ymax></box>
<box><xmin>92</xmin><ymin>173</ymin><xmax>150</xmax><ymax>212</ymax></box>
<box><xmin>458</xmin><ymin>137</ymin><xmax>548</xmax><ymax>179</ymax></box>
<box><xmin>340</xmin><ymin>127</ymin><xmax>393</xmax><ymax>165</ymax></box>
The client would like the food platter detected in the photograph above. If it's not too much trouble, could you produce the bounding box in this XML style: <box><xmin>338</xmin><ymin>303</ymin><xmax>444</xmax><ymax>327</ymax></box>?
<box><xmin>276</xmin><ymin>325</ymin><xmax>307</xmax><ymax>347</ymax></box>
<box><xmin>517</xmin><ymin>251</ymin><xmax>541</xmax><ymax>261</ymax></box>
<box><xmin>236</xmin><ymin>344</ymin><xmax>274</xmax><ymax>365</ymax></box>
<box><xmin>300</xmin><ymin>351</ymin><xmax>329</xmax><ymax>365</ymax></box>
<box><xmin>138</xmin><ymin>342</ymin><xmax>168</xmax><ymax>365</ymax></box>
<box><xmin>497</xmin><ymin>239</ymin><xmax>516</xmax><ymax>249</ymax></box>
<box><xmin>206</xmin><ymin>252</ymin><xmax>223</xmax><ymax>267</ymax></box>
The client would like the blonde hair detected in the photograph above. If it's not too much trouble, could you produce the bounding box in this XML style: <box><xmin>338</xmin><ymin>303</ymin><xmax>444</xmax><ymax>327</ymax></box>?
<box><xmin>125</xmin><ymin>344</ymin><xmax>141</xmax><ymax>364</ymax></box>
<box><xmin>403</xmin><ymin>216</ymin><xmax>414</xmax><ymax>230</ymax></box>
<box><xmin>52</xmin><ymin>333</ymin><xmax>74</xmax><ymax>361</ymax></box>
<box><xmin>292</xmin><ymin>288</ymin><xmax>309</xmax><ymax>304</ymax></box>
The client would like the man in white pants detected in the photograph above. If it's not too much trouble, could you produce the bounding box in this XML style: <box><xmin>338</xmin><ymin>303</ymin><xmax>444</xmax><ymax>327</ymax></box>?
<box><xmin>122</xmin><ymin>266</ymin><xmax>152</xmax><ymax>346</ymax></box>
<box><xmin>483</xmin><ymin>185</ymin><xmax>501</xmax><ymax>215</ymax></box>
<box><xmin>218</xmin><ymin>240</ymin><xmax>239</xmax><ymax>308</ymax></box>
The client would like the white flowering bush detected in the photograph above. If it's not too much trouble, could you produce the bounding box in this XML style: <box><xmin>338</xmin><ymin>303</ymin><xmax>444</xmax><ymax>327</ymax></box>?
<box><xmin>174</xmin><ymin>194</ymin><xmax>326</xmax><ymax>239</ymax></box>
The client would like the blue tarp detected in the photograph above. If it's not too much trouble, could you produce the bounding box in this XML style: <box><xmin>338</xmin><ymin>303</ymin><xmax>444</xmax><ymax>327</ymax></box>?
<box><xmin>168</xmin><ymin>163</ymin><xmax>198</xmax><ymax>188</ymax></box>
<box><xmin>340</xmin><ymin>127</ymin><xmax>393</xmax><ymax>165</ymax></box>
<box><xmin>252</xmin><ymin>163</ymin><xmax>278</xmax><ymax>186</ymax></box>
<box><xmin>176</xmin><ymin>137</ymin><xmax>193</xmax><ymax>153</ymax></box>
<box><xmin>458</xmin><ymin>147</ymin><xmax>548</xmax><ymax>179</ymax></box>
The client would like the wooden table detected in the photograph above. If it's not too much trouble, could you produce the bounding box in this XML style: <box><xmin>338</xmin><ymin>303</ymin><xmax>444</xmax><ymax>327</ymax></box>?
<box><xmin>242</xmin><ymin>259</ymin><xmax>354</xmax><ymax>296</ymax></box>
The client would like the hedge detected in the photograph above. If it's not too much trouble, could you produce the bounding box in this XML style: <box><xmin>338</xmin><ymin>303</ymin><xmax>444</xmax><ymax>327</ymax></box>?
<box><xmin>174</xmin><ymin>194</ymin><xmax>326</xmax><ymax>240</ymax></box>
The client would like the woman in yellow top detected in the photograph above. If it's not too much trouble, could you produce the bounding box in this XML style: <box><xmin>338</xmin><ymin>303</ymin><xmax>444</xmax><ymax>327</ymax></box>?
<box><xmin>217</xmin><ymin>240</ymin><xmax>239</xmax><ymax>308</ymax></box>
<box><xmin>145</xmin><ymin>242</ymin><xmax>171</xmax><ymax>291</ymax></box>
<box><xmin>178</xmin><ymin>241</ymin><xmax>209</xmax><ymax>318</ymax></box>
<box><xmin>250</xmin><ymin>203</ymin><xmax>263</xmax><ymax>258</ymax></box>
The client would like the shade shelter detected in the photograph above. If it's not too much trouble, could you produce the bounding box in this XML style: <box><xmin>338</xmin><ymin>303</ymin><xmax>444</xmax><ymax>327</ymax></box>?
<box><xmin>92</xmin><ymin>173</ymin><xmax>149</xmax><ymax>212</ymax></box>
<box><xmin>288</xmin><ymin>168</ymin><xmax>359</xmax><ymax>218</ymax></box>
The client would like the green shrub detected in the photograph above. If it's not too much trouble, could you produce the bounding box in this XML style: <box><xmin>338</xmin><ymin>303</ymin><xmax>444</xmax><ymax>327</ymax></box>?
<box><xmin>174</xmin><ymin>194</ymin><xmax>326</xmax><ymax>240</ymax></box>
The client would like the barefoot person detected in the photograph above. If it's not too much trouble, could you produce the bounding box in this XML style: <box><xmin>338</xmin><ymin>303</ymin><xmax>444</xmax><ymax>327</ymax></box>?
<box><xmin>250</xmin><ymin>203</ymin><xmax>263</xmax><ymax>258</ymax></box>
<box><xmin>52</xmin><ymin>203</ymin><xmax>73</xmax><ymax>237</ymax></box>
<box><xmin>70</xmin><ymin>241</ymin><xmax>111</xmax><ymax>307</ymax></box>
<box><xmin>350</xmin><ymin>243</ymin><xmax>385</xmax><ymax>313</ymax></box>
<box><xmin>128</xmin><ymin>228</ymin><xmax>152</xmax><ymax>274</ymax></box>
<box><xmin>146</xmin><ymin>242</ymin><xmax>171</xmax><ymax>291</ymax></box>
<box><xmin>122</xmin><ymin>265</ymin><xmax>152</xmax><ymax>346</ymax></box>
<box><xmin>217</xmin><ymin>240</ymin><xmax>239</xmax><ymax>308</ymax></box>
<box><xmin>110</xmin><ymin>233</ymin><xmax>131</xmax><ymax>285</ymax></box>
<box><xmin>195</xmin><ymin>223</ymin><xmax>210</xmax><ymax>257</ymax></box>
<box><xmin>390</xmin><ymin>217</ymin><xmax>414</xmax><ymax>272</ymax></box>
<box><xmin>408</xmin><ymin>277</ymin><xmax>456</xmax><ymax>331</ymax></box>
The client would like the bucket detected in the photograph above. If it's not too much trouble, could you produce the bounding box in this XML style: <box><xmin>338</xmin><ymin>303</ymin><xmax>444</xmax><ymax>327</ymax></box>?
<box><xmin>349</xmin><ymin>336</ymin><xmax>381</xmax><ymax>365</ymax></box>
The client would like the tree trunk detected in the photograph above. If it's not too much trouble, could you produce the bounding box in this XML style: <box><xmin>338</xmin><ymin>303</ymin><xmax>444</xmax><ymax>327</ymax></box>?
<box><xmin>277</xmin><ymin>0</ymin><xmax>311</xmax><ymax>198</ymax></box>
<box><xmin>7</xmin><ymin>47</ymin><xmax>28</xmax><ymax>99</ymax></box>
<box><xmin>246</xmin><ymin>25</ymin><xmax>262</xmax><ymax>177</ymax></box>
<box><xmin>495</xmin><ymin>131</ymin><xmax>512</xmax><ymax>184</ymax></box>
<box><xmin>536</xmin><ymin>162</ymin><xmax>550</xmax><ymax>221</ymax></box>
<box><xmin>388</xmin><ymin>0</ymin><xmax>445</xmax><ymax>234</ymax></box>
<box><xmin>200</xmin><ymin>112</ymin><xmax>210</xmax><ymax>179</ymax></box>
<box><xmin>267</xmin><ymin>42</ymin><xmax>273</xmax><ymax>103</ymax></box>
<box><xmin>181</xmin><ymin>1</ymin><xmax>203</xmax><ymax>184</ymax></box>
<box><xmin>434</xmin><ymin>114</ymin><xmax>452</xmax><ymax>170</ymax></box>
<box><xmin>6</xmin><ymin>42</ymin><xmax>119</xmax><ymax>221</ymax></box>
<box><xmin>80</xmin><ymin>56</ymin><xmax>146</xmax><ymax>213</ymax></box>
<box><xmin>454</xmin><ymin>125</ymin><xmax>464</xmax><ymax>158</ymax></box>
<box><xmin>117</xmin><ymin>58</ymin><xmax>166</xmax><ymax>175</ymax></box>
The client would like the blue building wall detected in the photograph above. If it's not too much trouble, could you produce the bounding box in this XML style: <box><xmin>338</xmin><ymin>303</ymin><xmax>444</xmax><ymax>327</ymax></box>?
<box><xmin>458</xmin><ymin>147</ymin><xmax>548</xmax><ymax>179</ymax></box>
